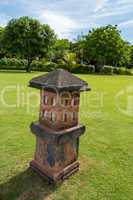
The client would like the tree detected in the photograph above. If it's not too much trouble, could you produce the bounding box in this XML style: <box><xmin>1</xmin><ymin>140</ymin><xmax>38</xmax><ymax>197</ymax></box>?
<box><xmin>70</xmin><ymin>38</ymin><xmax>86</xmax><ymax>64</ymax></box>
<box><xmin>2</xmin><ymin>16</ymin><xmax>56</xmax><ymax>72</ymax></box>
<box><xmin>0</xmin><ymin>27</ymin><xmax>7</xmax><ymax>59</ymax></box>
<box><xmin>84</xmin><ymin>25</ymin><xmax>130</xmax><ymax>72</ymax></box>
<box><xmin>52</xmin><ymin>39</ymin><xmax>77</xmax><ymax>71</ymax></box>
<box><xmin>58</xmin><ymin>52</ymin><xmax>77</xmax><ymax>72</ymax></box>
<box><xmin>52</xmin><ymin>39</ymin><xmax>70</xmax><ymax>63</ymax></box>
<box><xmin>0</xmin><ymin>27</ymin><xmax>3</xmax><ymax>36</ymax></box>
<box><xmin>119</xmin><ymin>42</ymin><xmax>131</xmax><ymax>67</ymax></box>
<box><xmin>130</xmin><ymin>45</ymin><xmax>133</xmax><ymax>68</ymax></box>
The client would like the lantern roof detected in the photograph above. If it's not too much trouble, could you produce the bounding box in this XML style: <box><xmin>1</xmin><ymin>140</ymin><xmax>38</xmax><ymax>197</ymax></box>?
<box><xmin>29</xmin><ymin>69</ymin><xmax>90</xmax><ymax>91</ymax></box>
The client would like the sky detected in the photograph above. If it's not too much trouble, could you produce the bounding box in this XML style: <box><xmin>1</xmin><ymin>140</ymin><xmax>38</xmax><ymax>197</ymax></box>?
<box><xmin>0</xmin><ymin>0</ymin><xmax>133</xmax><ymax>43</ymax></box>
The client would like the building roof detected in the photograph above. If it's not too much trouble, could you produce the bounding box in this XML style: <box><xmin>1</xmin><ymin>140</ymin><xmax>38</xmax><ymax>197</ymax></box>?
<box><xmin>29</xmin><ymin>69</ymin><xmax>91</xmax><ymax>91</ymax></box>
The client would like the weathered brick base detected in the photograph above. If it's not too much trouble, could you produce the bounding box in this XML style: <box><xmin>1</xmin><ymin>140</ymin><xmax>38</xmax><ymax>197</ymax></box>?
<box><xmin>30</xmin><ymin>159</ymin><xmax>79</xmax><ymax>183</ymax></box>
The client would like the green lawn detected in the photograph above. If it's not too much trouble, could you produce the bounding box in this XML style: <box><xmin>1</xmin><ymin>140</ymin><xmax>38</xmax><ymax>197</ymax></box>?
<box><xmin>0</xmin><ymin>72</ymin><xmax>133</xmax><ymax>200</ymax></box>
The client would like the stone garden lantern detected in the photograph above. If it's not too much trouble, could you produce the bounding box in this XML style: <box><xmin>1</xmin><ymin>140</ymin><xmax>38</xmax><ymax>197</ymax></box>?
<box><xmin>29</xmin><ymin>69</ymin><xmax>90</xmax><ymax>182</ymax></box>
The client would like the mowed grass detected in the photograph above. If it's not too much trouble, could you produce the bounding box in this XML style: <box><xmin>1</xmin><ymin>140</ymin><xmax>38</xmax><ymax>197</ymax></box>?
<box><xmin>0</xmin><ymin>71</ymin><xmax>133</xmax><ymax>200</ymax></box>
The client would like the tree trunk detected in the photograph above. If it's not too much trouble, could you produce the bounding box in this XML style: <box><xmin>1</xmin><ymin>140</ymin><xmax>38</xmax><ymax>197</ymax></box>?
<box><xmin>26</xmin><ymin>58</ymin><xmax>32</xmax><ymax>72</ymax></box>
<box><xmin>95</xmin><ymin>65</ymin><xmax>99</xmax><ymax>73</ymax></box>
<box><xmin>95</xmin><ymin>64</ymin><xmax>103</xmax><ymax>73</ymax></box>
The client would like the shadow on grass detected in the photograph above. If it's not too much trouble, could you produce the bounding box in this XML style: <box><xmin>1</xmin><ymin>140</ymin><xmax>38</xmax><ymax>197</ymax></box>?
<box><xmin>0</xmin><ymin>168</ymin><xmax>59</xmax><ymax>200</ymax></box>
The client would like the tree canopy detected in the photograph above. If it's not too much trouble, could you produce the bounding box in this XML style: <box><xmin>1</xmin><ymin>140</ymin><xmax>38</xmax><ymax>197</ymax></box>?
<box><xmin>0</xmin><ymin>27</ymin><xmax>4</xmax><ymax>36</ymax></box>
<box><xmin>2</xmin><ymin>16</ymin><xmax>56</xmax><ymax>71</ymax></box>
<box><xmin>0</xmin><ymin>27</ymin><xmax>6</xmax><ymax>58</ymax></box>
<box><xmin>83</xmin><ymin>25</ymin><xmax>131</xmax><ymax>71</ymax></box>
<box><xmin>52</xmin><ymin>39</ymin><xmax>70</xmax><ymax>62</ymax></box>
<box><xmin>0</xmin><ymin>17</ymin><xmax>132</xmax><ymax>72</ymax></box>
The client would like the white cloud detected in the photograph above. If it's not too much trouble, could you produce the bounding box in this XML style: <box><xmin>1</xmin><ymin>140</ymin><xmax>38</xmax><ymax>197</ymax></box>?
<box><xmin>0</xmin><ymin>0</ymin><xmax>133</xmax><ymax>40</ymax></box>
<box><xmin>40</xmin><ymin>11</ymin><xmax>82</xmax><ymax>38</ymax></box>
<box><xmin>129</xmin><ymin>39</ymin><xmax>133</xmax><ymax>44</ymax></box>
<box><xmin>92</xmin><ymin>1</ymin><xmax>133</xmax><ymax>19</ymax></box>
<box><xmin>21</xmin><ymin>0</ymin><xmax>133</xmax><ymax>39</ymax></box>
<box><xmin>118</xmin><ymin>20</ymin><xmax>133</xmax><ymax>28</ymax></box>
<box><xmin>94</xmin><ymin>0</ymin><xmax>108</xmax><ymax>12</ymax></box>
<box><xmin>28</xmin><ymin>0</ymin><xmax>107</xmax><ymax>38</ymax></box>
<box><xmin>0</xmin><ymin>13</ymin><xmax>10</xmax><ymax>26</ymax></box>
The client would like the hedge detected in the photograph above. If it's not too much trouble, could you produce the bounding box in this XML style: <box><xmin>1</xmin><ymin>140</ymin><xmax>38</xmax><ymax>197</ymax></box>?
<box><xmin>101</xmin><ymin>65</ymin><xmax>113</xmax><ymax>75</ymax></box>
<box><xmin>71</xmin><ymin>64</ymin><xmax>95</xmax><ymax>74</ymax></box>
<box><xmin>0</xmin><ymin>57</ymin><xmax>27</xmax><ymax>66</ymax></box>
<box><xmin>100</xmin><ymin>65</ymin><xmax>133</xmax><ymax>75</ymax></box>
<box><xmin>113</xmin><ymin>67</ymin><xmax>133</xmax><ymax>75</ymax></box>
<box><xmin>31</xmin><ymin>60</ymin><xmax>59</xmax><ymax>72</ymax></box>
<box><xmin>0</xmin><ymin>58</ymin><xmax>133</xmax><ymax>75</ymax></box>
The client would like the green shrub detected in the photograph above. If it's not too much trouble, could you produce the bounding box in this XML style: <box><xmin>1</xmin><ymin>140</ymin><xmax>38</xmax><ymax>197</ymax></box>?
<box><xmin>113</xmin><ymin>67</ymin><xmax>119</xmax><ymax>74</ymax></box>
<box><xmin>101</xmin><ymin>65</ymin><xmax>113</xmax><ymax>75</ymax></box>
<box><xmin>72</xmin><ymin>64</ymin><xmax>95</xmax><ymax>74</ymax></box>
<box><xmin>118</xmin><ymin>67</ymin><xmax>127</xmax><ymax>75</ymax></box>
<box><xmin>45</xmin><ymin>62</ymin><xmax>59</xmax><ymax>71</ymax></box>
<box><xmin>57</xmin><ymin>63</ymin><xmax>76</xmax><ymax>72</ymax></box>
<box><xmin>57</xmin><ymin>62</ymin><xmax>95</xmax><ymax>74</ymax></box>
<box><xmin>124</xmin><ymin>69</ymin><xmax>133</xmax><ymax>75</ymax></box>
<box><xmin>0</xmin><ymin>57</ymin><xmax>132</xmax><ymax>76</ymax></box>
<box><xmin>87</xmin><ymin>65</ymin><xmax>95</xmax><ymax>73</ymax></box>
<box><xmin>0</xmin><ymin>58</ymin><xmax>27</xmax><ymax>70</ymax></box>
<box><xmin>31</xmin><ymin>60</ymin><xmax>58</xmax><ymax>72</ymax></box>
<box><xmin>113</xmin><ymin>67</ymin><xmax>133</xmax><ymax>75</ymax></box>
<box><xmin>31</xmin><ymin>60</ymin><xmax>45</xmax><ymax>71</ymax></box>
<box><xmin>0</xmin><ymin>65</ymin><xmax>25</xmax><ymax>70</ymax></box>
<box><xmin>113</xmin><ymin>67</ymin><xmax>126</xmax><ymax>75</ymax></box>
